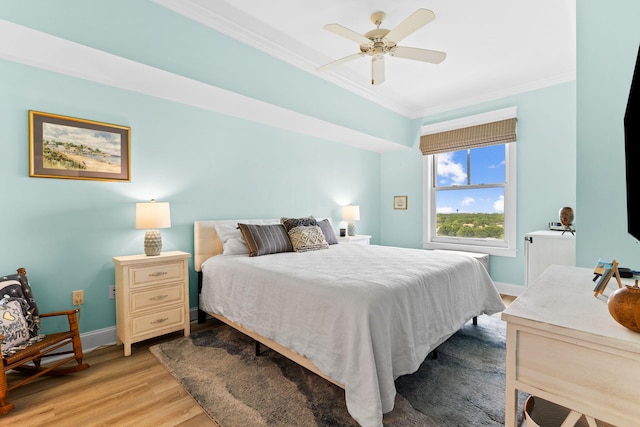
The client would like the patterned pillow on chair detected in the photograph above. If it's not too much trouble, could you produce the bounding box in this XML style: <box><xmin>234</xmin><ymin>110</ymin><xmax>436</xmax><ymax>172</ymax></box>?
<box><xmin>0</xmin><ymin>273</ymin><xmax>40</xmax><ymax>338</ymax></box>
<box><xmin>0</xmin><ymin>297</ymin><xmax>30</xmax><ymax>355</ymax></box>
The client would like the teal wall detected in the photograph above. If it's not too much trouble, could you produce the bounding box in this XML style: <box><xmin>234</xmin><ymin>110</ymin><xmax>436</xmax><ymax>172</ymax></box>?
<box><xmin>576</xmin><ymin>0</ymin><xmax>640</xmax><ymax>269</ymax></box>
<box><xmin>380</xmin><ymin>82</ymin><xmax>577</xmax><ymax>287</ymax></box>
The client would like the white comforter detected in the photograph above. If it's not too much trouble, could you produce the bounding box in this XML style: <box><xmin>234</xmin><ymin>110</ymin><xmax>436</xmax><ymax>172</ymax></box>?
<box><xmin>200</xmin><ymin>244</ymin><xmax>505</xmax><ymax>427</ymax></box>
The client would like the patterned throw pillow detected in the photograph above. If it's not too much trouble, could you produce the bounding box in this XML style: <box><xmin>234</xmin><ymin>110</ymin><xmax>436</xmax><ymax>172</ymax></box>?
<box><xmin>280</xmin><ymin>216</ymin><xmax>317</xmax><ymax>233</ymax></box>
<box><xmin>288</xmin><ymin>225</ymin><xmax>329</xmax><ymax>252</ymax></box>
<box><xmin>316</xmin><ymin>219</ymin><xmax>338</xmax><ymax>245</ymax></box>
<box><xmin>0</xmin><ymin>273</ymin><xmax>40</xmax><ymax>338</ymax></box>
<box><xmin>238</xmin><ymin>223</ymin><xmax>293</xmax><ymax>257</ymax></box>
<box><xmin>0</xmin><ymin>298</ymin><xmax>30</xmax><ymax>355</ymax></box>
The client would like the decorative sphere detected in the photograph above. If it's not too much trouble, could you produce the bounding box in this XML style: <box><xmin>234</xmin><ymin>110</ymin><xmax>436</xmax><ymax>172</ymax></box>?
<box><xmin>607</xmin><ymin>281</ymin><xmax>640</xmax><ymax>333</ymax></box>
<box><xmin>559</xmin><ymin>207</ymin><xmax>574</xmax><ymax>227</ymax></box>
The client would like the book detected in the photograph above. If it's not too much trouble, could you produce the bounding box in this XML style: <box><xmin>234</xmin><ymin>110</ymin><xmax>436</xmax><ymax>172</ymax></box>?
<box><xmin>594</xmin><ymin>268</ymin><xmax>614</xmax><ymax>293</ymax></box>
<box><xmin>594</xmin><ymin>258</ymin><xmax>613</xmax><ymax>276</ymax></box>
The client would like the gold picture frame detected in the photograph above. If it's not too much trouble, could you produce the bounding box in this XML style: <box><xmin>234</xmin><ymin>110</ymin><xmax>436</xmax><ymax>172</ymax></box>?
<box><xmin>29</xmin><ymin>110</ymin><xmax>131</xmax><ymax>182</ymax></box>
<box><xmin>394</xmin><ymin>195</ymin><xmax>408</xmax><ymax>210</ymax></box>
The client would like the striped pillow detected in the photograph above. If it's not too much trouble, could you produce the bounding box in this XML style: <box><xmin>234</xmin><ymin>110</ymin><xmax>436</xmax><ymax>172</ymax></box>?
<box><xmin>238</xmin><ymin>223</ymin><xmax>293</xmax><ymax>257</ymax></box>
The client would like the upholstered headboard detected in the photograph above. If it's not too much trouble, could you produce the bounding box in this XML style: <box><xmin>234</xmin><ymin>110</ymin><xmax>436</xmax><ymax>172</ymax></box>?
<box><xmin>193</xmin><ymin>221</ymin><xmax>223</xmax><ymax>272</ymax></box>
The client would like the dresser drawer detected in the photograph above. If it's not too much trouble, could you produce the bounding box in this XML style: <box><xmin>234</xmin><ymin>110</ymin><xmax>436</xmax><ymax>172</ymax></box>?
<box><xmin>131</xmin><ymin>305</ymin><xmax>185</xmax><ymax>338</ymax></box>
<box><xmin>130</xmin><ymin>261</ymin><xmax>184</xmax><ymax>288</ymax></box>
<box><xmin>130</xmin><ymin>283</ymin><xmax>184</xmax><ymax>312</ymax></box>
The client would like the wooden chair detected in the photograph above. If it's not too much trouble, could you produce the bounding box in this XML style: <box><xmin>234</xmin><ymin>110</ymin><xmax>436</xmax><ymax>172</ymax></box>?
<box><xmin>0</xmin><ymin>268</ymin><xmax>89</xmax><ymax>414</ymax></box>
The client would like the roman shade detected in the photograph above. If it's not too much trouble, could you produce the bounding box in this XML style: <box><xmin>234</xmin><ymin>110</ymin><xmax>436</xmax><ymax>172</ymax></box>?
<box><xmin>420</xmin><ymin>117</ymin><xmax>517</xmax><ymax>156</ymax></box>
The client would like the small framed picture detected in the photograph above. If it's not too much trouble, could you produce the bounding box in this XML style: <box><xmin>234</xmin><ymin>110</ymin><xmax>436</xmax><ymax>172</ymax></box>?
<box><xmin>29</xmin><ymin>110</ymin><xmax>131</xmax><ymax>182</ymax></box>
<box><xmin>592</xmin><ymin>258</ymin><xmax>622</xmax><ymax>296</ymax></box>
<box><xmin>394</xmin><ymin>195</ymin><xmax>408</xmax><ymax>210</ymax></box>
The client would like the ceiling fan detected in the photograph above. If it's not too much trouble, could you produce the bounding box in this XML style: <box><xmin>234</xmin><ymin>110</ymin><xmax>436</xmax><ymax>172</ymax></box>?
<box><xmin>317</xmin><ymin>8</ymin><xmax>446</xmax><ymax>85</ymax></box>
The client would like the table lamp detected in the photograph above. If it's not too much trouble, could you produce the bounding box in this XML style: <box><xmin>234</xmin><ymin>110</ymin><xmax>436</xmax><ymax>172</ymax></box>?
<box><xmin>136</xmin><ymin>199</ymin><xmax>171</xmax><ymax>256</ymax></box>
<box><xmin>342</xmin><ymin>205</ymin><xmax>360</xmax><ymax>236</ymax></box>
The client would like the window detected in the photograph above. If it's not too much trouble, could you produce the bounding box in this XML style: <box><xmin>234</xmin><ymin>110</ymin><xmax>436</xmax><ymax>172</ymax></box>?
<box><xmin>421</xmin><ymin>108</ymin><xmax>517</xmax><ymax>257</ymax></box>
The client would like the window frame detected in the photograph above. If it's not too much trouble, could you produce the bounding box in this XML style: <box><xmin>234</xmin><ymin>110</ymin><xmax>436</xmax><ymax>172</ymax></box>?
<box><xmin>421</xmin><ymin>108</ymin><xmax>518</xmax><ymax>257</ymax></box>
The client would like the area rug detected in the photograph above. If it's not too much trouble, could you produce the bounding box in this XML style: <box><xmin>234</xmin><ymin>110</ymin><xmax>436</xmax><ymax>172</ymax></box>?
<box><xmin>149</xmin><ymin>314</ymin><xmax>525</xmax><ymax>427</ymax></box>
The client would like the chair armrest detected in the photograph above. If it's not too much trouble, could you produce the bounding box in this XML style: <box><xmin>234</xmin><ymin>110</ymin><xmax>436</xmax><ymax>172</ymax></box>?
<box><xmin>39</xmin><ymin>309</ymin><xmax>80</xmax><ymax>318</ymax></box>
<box><xmin>39</xmin><ymin>309</ymin><xmax>81</xmax><ymax>332</ymax></box>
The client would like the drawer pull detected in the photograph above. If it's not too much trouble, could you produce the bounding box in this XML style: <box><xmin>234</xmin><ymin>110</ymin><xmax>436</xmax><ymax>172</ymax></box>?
<box><xmin>149</xmin><ymin>271</ymin><xmax>168</xmax><ymax>277</ymax></box>
<box><xmin>149</xmin><ymin>294</ymin><xmax>169</xmax><ymax>301</ymax></box>
<box><xmin>151</xmin><ymin>317</ymin><xmax>169</xmax><ymax>324</ymax></box>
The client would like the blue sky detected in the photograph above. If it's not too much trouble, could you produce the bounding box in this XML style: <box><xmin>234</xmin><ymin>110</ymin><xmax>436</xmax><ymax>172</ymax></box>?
<box><xmin>435</xmin><ymin>145</ymin><xmax>505</xmax><ymax>214</ymax></box>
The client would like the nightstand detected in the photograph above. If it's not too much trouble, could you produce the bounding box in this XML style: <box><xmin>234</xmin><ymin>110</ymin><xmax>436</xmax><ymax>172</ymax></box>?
<box><xmin>112</xmin><ymin>251</ymin><xmax>191</xmax><ymax>356</ymax></box>
<box><xmin>336</xmin><ymin>235</ymin><xmax>371</xmax><ymax>245</ymax></box>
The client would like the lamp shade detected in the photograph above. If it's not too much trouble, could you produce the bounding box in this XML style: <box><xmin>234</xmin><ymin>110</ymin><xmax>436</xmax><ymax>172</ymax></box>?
<box><xmin>136</xmin><ymin>200</ymin><xmax>171</xmax><ymax>230</ymax></box>
<box><xmin>342</xmin><ymin>205</ymin><xmax>360</xmax><ymax>221</ymax></box>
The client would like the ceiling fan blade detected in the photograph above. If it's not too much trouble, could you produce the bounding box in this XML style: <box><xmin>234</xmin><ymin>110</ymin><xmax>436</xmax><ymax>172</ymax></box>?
<box><xmin>323</xmin><ymin>23</ymin><xmax>372</xmax><ymax>46</ymax></box>
<box><xmin>391</xmin><ymin>46</ymin><xmax>446</xmax><ymax>64</ymax></box>
<box><xmin>371</xmin><ymin>57</ymin><xmax>385</xmax><ymax>85</ymax></box>
<box><xmin>316</xmin><ymin>52</ymin><xmax>366</xmax><ymax>72</ymax></box>
<box><xmin>385</xmin><ymin>8</ymin><xmax>435</xmax><ymax>44</ymax></box>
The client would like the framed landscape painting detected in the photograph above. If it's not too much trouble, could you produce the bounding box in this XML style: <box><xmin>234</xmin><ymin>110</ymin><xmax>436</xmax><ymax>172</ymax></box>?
<box><xmin>29</xmin><ymin>111</ymin><xmax>130</xmax><ymax>182</ymax></box>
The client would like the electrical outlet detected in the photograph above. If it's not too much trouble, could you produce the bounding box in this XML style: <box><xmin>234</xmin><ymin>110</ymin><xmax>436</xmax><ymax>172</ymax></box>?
<box><xmin>72</xmin><ymin>290</ymin><xmax>84</xmax><ymax>305</ymax></box>
<box><xmin>109</xmin><ymin>285</ymin><xmax>115</xmax><ymax>299</ymax></box>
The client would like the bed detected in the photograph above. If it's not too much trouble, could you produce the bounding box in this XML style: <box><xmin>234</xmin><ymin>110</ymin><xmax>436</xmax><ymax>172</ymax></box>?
<box><xmin>194</xmin><ymin>218</ymin><xmax>506</xmax><ymax>427</ymax></box>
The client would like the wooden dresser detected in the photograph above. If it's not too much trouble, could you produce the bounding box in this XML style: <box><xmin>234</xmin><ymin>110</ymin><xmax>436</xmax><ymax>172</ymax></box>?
<box><xmin>113</xmin><ymin>251</ymin><xmax>191</xmax><ymax>356</ymax></box>
<box><xmin>502</xmin><ymin>264</ymin><xmax>640</xmax><ymax>427</ymax></box>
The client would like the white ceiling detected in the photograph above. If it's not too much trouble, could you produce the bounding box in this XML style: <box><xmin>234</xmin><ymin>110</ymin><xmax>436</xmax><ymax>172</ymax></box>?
<box><xmin>154</xmin><ymin>0</ymin><xmax>576</xmax><ymax>118</ymax></box>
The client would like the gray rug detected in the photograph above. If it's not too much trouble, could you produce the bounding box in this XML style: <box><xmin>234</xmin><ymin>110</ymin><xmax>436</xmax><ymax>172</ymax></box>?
<box><xmin>150</xmin><ymin>314</ymin><xmax>525</xmax><ymax>427</ymax></box>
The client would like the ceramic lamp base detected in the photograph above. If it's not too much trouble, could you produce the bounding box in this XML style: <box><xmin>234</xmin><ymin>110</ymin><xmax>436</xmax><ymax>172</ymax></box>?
<box><xmin>348</xmin><ymin>222</ymin><xmax>356</xmax><ymax>236</ymax></box>
<box><xmin>144</xmin><ymin>229</ymin><xmax>162</xmax><ymax>256</ymax></box>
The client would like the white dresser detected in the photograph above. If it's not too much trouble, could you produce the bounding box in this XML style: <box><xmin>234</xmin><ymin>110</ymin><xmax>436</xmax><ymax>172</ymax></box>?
<box><xmin>113</xmin><ymin>251</ymin><xmax>191</xmax><ymax>356</ymax></box>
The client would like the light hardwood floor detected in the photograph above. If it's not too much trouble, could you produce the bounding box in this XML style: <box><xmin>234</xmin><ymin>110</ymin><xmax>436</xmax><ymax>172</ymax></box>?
<box><xmin>3</xmin><ymin>319</ymin><xmax>221</xmax><ymax>427</ymax></box>
<box><xmin>3</xmin><ymin>295</ymin><xmax>516</xmax><ymax>426</ymax></box>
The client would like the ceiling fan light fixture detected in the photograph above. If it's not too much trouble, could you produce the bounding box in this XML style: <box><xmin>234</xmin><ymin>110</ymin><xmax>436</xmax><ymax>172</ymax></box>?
<box><xmin>317</xmin><ymin>8</ymin><xmax>446</xmax><ymax>85</ymax></box>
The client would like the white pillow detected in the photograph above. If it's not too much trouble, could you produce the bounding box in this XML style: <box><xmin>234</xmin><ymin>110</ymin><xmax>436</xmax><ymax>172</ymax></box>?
<box><xmin>214</xmin><ymin>223</ymin><xmax>247</xmax><ymax>255</ymax></box>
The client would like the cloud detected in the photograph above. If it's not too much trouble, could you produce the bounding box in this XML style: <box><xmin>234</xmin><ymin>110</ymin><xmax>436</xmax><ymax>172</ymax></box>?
<box><xmin>461</xmin><ymin>197</ymin><xmax>475</xmax><ymax>207</ymax></box>
<box><xmin>436</xmin><ymin>152</ymin><xmax>466</xmax><ymax>185</ymax></box>
<box><xmin>493</xmin><ymin>195</ymin><xmax>504</xmax><ymax>212</ymax></box>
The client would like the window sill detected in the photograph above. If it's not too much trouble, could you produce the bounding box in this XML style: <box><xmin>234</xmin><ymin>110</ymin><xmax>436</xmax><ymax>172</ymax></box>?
<box><xmin>422</xmin><ymin>242</ymin><xmax>517</xmax><ymax>257</ymax></box>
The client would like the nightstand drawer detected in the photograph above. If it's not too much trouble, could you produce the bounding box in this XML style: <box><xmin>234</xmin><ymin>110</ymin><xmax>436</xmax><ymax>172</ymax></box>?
<box><xmin>130</xmin><ymin>283</ymin><xmax>184</xmax><ymax>312</ymax></box>
<box><xmin>131</xmin><ymin>305</ymin><xmax>185</xmax><ymax>337</ymax></box>
<box><xmin>130</xmin><ymin>261</ymin><xmax>184</xmax><ymax>288</ymax></box>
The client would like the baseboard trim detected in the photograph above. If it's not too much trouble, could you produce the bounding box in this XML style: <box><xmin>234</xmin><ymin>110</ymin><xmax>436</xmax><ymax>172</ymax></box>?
<box><xmin>494</xmin><ymin>281</ymin><xmax>524</xmax><ymax>297</ymax></box>
<box><xmin>80</xmin><ymin>307</ymin><xmax>202</xmax><ymax>353</ymax></box>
